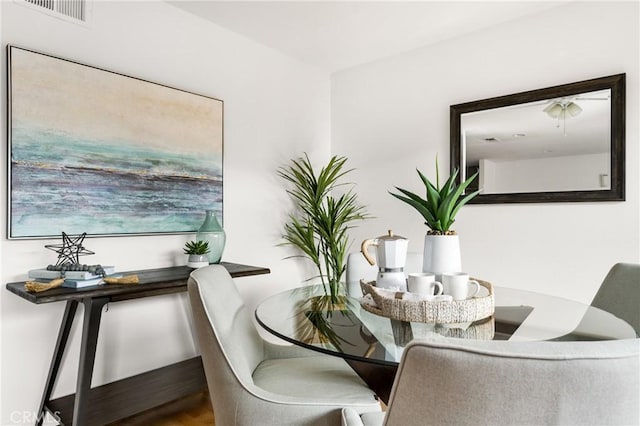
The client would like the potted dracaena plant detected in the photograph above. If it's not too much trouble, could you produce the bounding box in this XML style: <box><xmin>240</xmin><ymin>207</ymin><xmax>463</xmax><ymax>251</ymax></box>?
<box><xmin>184</xmin><ymin>240</ymin><xmax>211</xmax><ymax>268</ymax></box>
<box><xmin>278</xmin><ymin>154</ymin><xmax>369</xmax><ymax>305</ymax></box>
<box><xmin>389</xmin><ymin>157</ymin><xmax>478</xmax><ymax>278</ymax></box>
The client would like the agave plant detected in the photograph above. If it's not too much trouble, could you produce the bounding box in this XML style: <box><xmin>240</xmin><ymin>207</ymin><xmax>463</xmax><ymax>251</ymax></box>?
<box><xmin>390</xmin><ymin>159</ymin><xmax>479</xmax><ymax>234</ymax></box>
<box><xmin>183</xmin><ymin>240</ymin><xmax>211</xmax><ymax>255</ymax></box>
<box><xmin>278</xmin><ymin>154</ymin><xmax>369</xmax><ymax>301</ymax></box>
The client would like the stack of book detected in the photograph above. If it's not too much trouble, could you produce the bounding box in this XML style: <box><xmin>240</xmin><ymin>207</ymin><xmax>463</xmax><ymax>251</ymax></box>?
<box><xmin>28</xmin><ymin>266</ymin><xmax>117</xmax><ymax>288</ymax></box>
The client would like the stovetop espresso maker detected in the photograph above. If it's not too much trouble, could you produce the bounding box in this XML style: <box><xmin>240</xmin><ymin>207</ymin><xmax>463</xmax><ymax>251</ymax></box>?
<box><xmin>361</xmin><ymin>230</ymin><xmax>409</xmax><ymax>291</ymax></box>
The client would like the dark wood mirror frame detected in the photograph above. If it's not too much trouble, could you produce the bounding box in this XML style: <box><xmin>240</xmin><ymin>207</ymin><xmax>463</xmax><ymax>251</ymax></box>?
<box><xmin>450</xmin><ymin>74</ymin><xmax>625</xmax><ymax>204</ymax></box>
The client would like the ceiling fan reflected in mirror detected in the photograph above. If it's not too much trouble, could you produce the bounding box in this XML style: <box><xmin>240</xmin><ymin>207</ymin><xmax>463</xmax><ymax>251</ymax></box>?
<box><xmin>543</xmin><ymin>99</ymin><xmax>582</xmax><ymax>119</ymax></box>
<box><xmin>542</xmin><ymin>93</ymin><xmax>609</xmax><ymax>135</ymax></box>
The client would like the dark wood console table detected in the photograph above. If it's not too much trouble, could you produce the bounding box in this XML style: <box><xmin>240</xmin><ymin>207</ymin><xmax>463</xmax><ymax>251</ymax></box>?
<box><xmin>6</xmin><ymin>262</ymin><xmax>270</xmax><ymax>426</ymax></box>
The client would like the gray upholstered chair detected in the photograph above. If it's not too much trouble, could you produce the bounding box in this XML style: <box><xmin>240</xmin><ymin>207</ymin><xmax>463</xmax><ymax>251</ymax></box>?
<box><xmin>591</xmin><ymin>262</ymin><xmax>640</xmax><ymax>335</ymax></box>
<box><xmin>342</xmin><ymin>337</ymin><xmax>640</xmax><ymax>426</ymax></box>
<box><xmin>187</xmin><ymin>265</ymin><xmax>381</xmax><ymax>425</ymax></box>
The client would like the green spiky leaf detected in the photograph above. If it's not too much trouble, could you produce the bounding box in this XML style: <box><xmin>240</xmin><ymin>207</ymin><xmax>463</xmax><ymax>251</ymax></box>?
<box><xmin>183</xmin><ymin>240</ymin><xmax>210</xmax><ymax>255</ymax></box>
<box><xmin>279</xmin><ymin>154</ymin><xmax>370</xmax><ymax>299</ymax></box>
<box><xmin>389</xmin><ymin>159</ymin><xmax>479</xmax><ymax>233</ymax></box>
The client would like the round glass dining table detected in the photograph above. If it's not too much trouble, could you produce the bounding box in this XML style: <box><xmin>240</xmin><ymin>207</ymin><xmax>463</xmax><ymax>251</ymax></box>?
<box><xmin>255</xmin><ymin>284</ymin><xmax>636</xmax><ymax>403</ymax></box>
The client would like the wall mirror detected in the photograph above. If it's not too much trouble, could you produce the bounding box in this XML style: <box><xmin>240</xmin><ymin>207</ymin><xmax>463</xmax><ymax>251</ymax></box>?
<box><xmin>450</xmin><ymin>74</ymin><xmax>625</xmax><ymax>203</ymax></box>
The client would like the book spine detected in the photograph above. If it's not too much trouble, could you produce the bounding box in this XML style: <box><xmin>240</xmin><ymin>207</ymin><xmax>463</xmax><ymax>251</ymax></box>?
<box><xmin>28</xmin><ymin>267</ymin><xmax>115</xmax><ymax>280</ymax></box>
<box><xmin>61</xmin><ymin>278</ymin><xmax>105</xmax><ymax>288</ymax></box>
<box><xmin>29</xmin><ymin>271</ymin><xmax>96</xmax><ymax>280</ymax></box>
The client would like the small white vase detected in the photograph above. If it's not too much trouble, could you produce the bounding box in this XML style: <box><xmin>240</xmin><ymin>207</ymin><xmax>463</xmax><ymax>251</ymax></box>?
<box><xmin>187</xmin><ymin>254</ymin><xmax>209</xmax><ymax>268</ymax></box>
<box><xmin>422</xmin><ymin>234</ymin><xmax>462</xmax><ymax>280</ymax></box>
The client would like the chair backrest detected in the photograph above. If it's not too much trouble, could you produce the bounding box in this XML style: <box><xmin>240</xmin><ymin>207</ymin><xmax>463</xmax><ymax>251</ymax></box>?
<box><xmin>591</xmin><ymin>263</ymin><xmax>640</xmax><ymax>336</ymax></box>
<box><xmin>187</xmin><ymin>265</ymin><xmax>265</xmax><ymax>399</ymax></box>
<box><xmin>384</xmin><ymin>338</ymin><xmax>640</xmax><ymax>426</ymax></box>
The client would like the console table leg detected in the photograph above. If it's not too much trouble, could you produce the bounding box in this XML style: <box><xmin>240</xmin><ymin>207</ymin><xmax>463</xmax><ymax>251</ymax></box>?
<box><xmin>36</xmin><ymin>300</ymin><xmax>79</xmax><ymax>426</ymax></box>
<box><xmin>72</xmin><ymin>297</ymin><xmax>108</xmax><ymax>426</ymax></box>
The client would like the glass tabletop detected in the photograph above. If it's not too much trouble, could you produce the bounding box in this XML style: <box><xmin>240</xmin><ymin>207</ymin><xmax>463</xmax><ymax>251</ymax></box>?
<box><xmin>255</xmin><ymin>284</ymin><xmax>637</xmax><ymax>366</ymax></box>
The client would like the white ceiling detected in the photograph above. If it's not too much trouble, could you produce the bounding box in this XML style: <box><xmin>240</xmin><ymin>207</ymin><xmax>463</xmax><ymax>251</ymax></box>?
<box><xmin>463</xmin><ymin>89</ymin><xmax>612</xmax><ymax>164</ymax></box>
<box><xmin>167</xmin><ymin>1</ymin><xmax>568</xmax><ymax>73</ymax></box>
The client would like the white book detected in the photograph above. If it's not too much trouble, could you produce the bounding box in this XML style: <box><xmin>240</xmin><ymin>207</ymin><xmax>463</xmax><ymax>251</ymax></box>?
<box><xmin>28</xmin><ymin>266</ymin><xmax>116</xmax><ymax>280</ymax></box>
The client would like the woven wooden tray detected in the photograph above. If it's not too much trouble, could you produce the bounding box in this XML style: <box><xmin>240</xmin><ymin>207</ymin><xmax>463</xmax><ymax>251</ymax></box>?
<box><xmin>360</xmin><ymin>278</ymin><xmax>495</xmax><ymax>324</ymax></box>
<box><xmin>432</xmin><ymin>316</ymin><xmax>495</xmax><ymax>340</ymax></box>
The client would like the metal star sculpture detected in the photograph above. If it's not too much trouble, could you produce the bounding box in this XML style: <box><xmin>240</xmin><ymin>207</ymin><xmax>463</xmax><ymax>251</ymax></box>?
<box><xmin>45</xmin><ymin>232</ymin><xmax>95</xmax><ymax>266</ymax></box>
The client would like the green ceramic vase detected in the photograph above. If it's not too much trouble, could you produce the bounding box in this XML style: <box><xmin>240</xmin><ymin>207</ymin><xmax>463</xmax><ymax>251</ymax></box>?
<box><xmin>196</xmin><ymin>210</ymin><xmax>226</xmax><ymax>264</ymax></box>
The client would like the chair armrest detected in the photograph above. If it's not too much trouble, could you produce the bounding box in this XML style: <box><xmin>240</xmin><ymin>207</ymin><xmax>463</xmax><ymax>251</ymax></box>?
<box><xmin>342</xmin><ymin>407</ymin><xmax>385</xmax><ymax>426</ymax></box>
<box><xmin>341</xmin><ymin>408</ymin><xmax>365</xmax><ymax>426</ymax></box>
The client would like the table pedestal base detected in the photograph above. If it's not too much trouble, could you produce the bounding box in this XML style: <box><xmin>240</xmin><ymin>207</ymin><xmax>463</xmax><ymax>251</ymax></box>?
<box><xmin>345</xmin><ymin>359</ymin><xmax>397</xmax><ymax>405</ymax></box>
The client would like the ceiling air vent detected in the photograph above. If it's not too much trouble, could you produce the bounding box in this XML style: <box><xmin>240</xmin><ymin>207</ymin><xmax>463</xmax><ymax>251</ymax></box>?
<box><xmin>23</xmin><ymin>0</ymin><xmax>87</xmax><ymax>22</ymax></box>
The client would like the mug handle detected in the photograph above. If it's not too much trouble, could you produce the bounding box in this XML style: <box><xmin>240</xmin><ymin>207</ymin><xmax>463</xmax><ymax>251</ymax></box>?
<box><xmin>432</xmin><ymin>281</ymin><xmax>443</xmax><ymax>296</ymax></box>
<box><xmin>468</xmin><ymin>280</ymin><xmax>480</xmax><ymax>297</ymax></box>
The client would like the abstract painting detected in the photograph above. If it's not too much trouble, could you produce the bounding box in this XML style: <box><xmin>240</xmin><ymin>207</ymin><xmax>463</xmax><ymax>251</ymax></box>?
<box><xmin>7</xmin><ymin>46</ymin><xmax>223</xmax><ymax>238</ymax></box>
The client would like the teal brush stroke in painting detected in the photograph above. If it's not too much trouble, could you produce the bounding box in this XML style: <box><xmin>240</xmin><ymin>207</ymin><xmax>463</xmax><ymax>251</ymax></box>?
<box><xmin>10</xmin><ymin>123</ymin><xmax>222</xmax><ymax>237</ymax></box>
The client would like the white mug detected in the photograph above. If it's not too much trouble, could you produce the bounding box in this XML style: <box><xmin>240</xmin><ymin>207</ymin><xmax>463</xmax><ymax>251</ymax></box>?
<box><xmin>407</xmin><ymin>273</ymin><xmax>443</xmax><ymax>296</ymax></box>
<box><xmin>441</xmin><ymin>272</ymin><xmax>480</xmax><ymax>301</ymax></box>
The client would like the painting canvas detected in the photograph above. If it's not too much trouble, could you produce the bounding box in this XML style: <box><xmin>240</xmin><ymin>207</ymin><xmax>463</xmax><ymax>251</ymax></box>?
<box><xmin>7</xmin><ymin>46</ymin><xmax>223</xmax><ymax>238</ymax></box>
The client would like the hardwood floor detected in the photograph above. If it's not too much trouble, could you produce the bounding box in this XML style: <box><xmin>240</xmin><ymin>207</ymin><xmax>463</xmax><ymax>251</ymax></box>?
<box><xmin>107</xmin><ymin>391</ymin><xmax>384</xmax><ymax>425</ymax></box>
<box><xmin>108</xmin><ymin>391</ymin><xmax>215</xmax><ymax>425</ymax></box>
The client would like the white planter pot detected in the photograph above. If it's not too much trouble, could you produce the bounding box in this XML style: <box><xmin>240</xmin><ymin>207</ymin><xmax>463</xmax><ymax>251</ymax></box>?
<box><xmin>187</xmin><ymin>254</ymin><xmax>210</xmax><ymax>268</ymax></box>
<box><xmin>422</xmin><ymin>234</ymin><xmax>462</xmax><ymax>280</ymax></box>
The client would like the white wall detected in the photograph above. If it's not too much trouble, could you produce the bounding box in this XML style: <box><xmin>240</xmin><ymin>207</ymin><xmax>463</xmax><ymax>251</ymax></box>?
<box><xmin>481</xmin><ymin>153</ymin><xmax>610</xmax><ymax>193</ymax></box>
<box><xmin>2</xmin><ymin>0</ymin><xmax>639</xmax><ymax>422</ymax></box>
<box><xmin>1</xmin><ymin>1</ymin><xmax>329</xmax><ymax>422</ymax></box>
<box><xmin>332</xmin><ymin>2</ymin><xmax>639</xmax><ymax>303</ymax></box>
